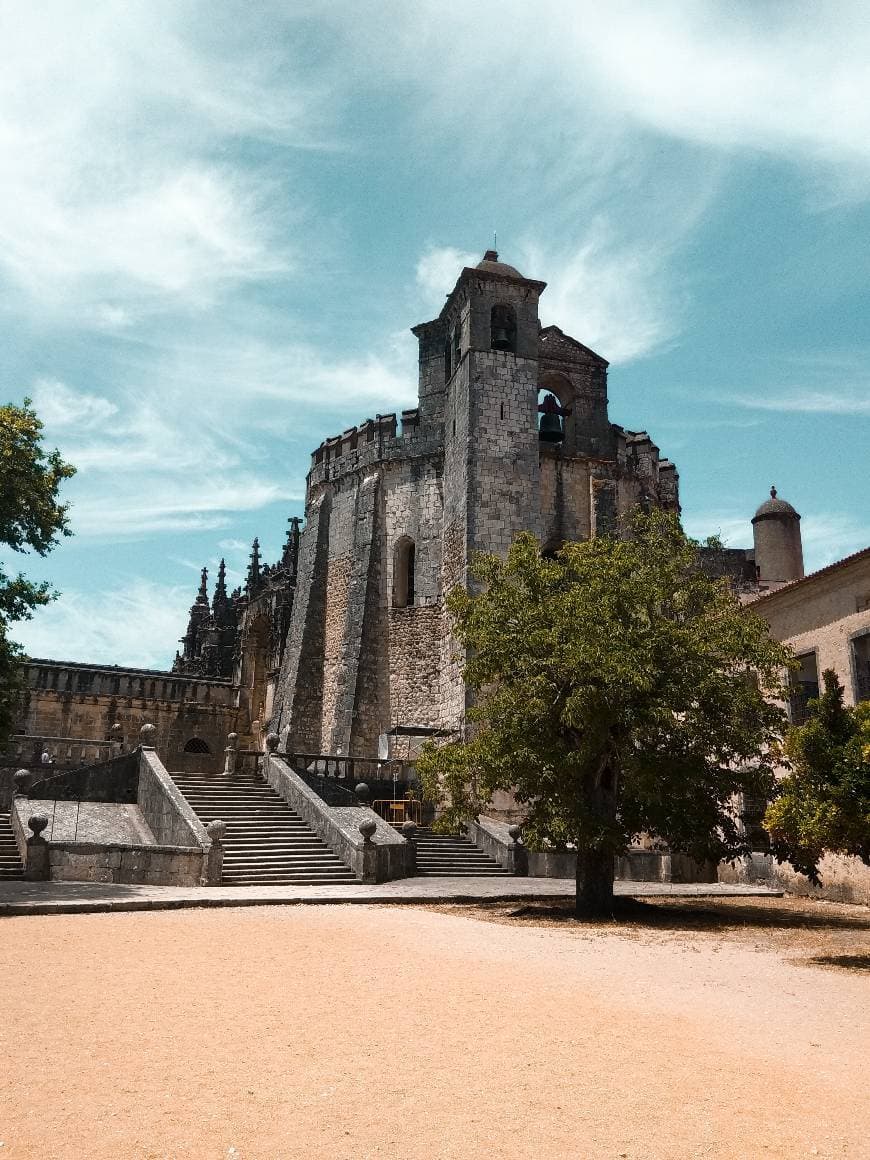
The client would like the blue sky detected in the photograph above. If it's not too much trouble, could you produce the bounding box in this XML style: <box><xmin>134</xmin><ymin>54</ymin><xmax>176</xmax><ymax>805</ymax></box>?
<box><xmin>2</xmin><ymin>0</ymin><xmax>869</xmax><ymax>668</ymax></box>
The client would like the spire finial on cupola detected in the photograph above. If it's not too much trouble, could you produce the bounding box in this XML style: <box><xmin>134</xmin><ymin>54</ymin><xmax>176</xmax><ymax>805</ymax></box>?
<box><xmin>770</xmin><ymin>485</ymin><xmax>777</xmax><ymax>498</ymax></box>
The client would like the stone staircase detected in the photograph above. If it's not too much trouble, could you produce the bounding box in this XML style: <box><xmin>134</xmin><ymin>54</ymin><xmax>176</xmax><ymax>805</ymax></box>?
<box><xmin>413</xmin><ymin>827</ymin><xmax>511</xmax><ymax>877</ymax></box>
<box><xmin>170</xmin><ymin>772</ymin><xmax>357</xmax><ymax>886</ymax></box>
<box><xmin>0</xmin><ymin>814</ymin><xmax>24</xmax><ymax>881</ymax></box>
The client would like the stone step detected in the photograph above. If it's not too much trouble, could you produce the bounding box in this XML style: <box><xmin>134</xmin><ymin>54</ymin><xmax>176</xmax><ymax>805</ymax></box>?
<box><xmin>220</xmin><ymin>873</ymin><xmax>358</xmax><ymax>885</ymax></box>
<box><xmin>170</xmin><ymin>770</ymin><xmax>356</xmax><ymax>886</ymax></box>
<box><xmin>0</xmin><ymin>814</ymin><xmax>23</xmax><ymax>880</ymax></box>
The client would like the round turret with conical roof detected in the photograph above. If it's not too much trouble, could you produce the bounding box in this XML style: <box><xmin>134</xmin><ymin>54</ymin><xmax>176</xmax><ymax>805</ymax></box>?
<box><xmin>751</xmin><ymin>485</ymin><xmax>804</xmax><ymax>584</ymax></box>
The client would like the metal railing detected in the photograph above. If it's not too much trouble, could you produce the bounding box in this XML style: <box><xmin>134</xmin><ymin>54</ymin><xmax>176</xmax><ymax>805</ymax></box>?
<box><xmin>372</xmin><ymin>798</ymin><xmax>422</xmax><ymax>827</ymax></box>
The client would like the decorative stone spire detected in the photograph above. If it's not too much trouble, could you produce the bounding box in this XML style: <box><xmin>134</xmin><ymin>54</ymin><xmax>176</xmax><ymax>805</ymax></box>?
<box><xmin>196</xmin><ymin>566</ymin><xmax>209</xmax><ymax>606</ymax></box>
<box><xmin>246</xmin><ymin>537</ymin><xmax>261</xmax><ymax>594</ymax></box>
<box><xmin>282</xmin><ymin>516</ymin><xmax>301</xmax><ymax>581</ymax></box>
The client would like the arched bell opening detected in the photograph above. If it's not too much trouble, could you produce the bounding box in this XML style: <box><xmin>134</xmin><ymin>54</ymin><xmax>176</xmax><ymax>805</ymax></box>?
<box><xmin>490</xmin><ymin>304</ymin><xmax>517</xmax><ymax>353</ymax></box>
<box><xmin>537</xmin><ymin>375</ymin><xmax>575</xmax><ymax>448</ymax></box>
<box><xmin>393</xmin><ymin>536</ymin><xmax>416</xmax><ymax>608</ymax></box>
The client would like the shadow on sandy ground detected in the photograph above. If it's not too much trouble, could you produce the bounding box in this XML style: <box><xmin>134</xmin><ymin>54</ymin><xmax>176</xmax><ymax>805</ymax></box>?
<box><xmin>499</xmin><ymin>896</ymin><xmax>870</xmax><ymax>932</ymax></box>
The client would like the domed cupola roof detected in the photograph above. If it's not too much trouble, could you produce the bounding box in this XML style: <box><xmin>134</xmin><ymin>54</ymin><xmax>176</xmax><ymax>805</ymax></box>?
<box><xmin>752</xmin><ymin>486</ymin><xmax>800</xmax><ymax>522</ymax></box>
<box><xmin>476</xmin><ymin>249</ymin><xmax>525</xmax><ymax>279</ymax></box>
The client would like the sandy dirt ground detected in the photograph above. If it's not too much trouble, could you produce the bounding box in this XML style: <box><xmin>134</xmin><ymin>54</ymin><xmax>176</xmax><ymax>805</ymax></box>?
<box><xmin>0</xmin><ymin>898</ymin><xmax>867</xmax><ymax>1160</ymax></box>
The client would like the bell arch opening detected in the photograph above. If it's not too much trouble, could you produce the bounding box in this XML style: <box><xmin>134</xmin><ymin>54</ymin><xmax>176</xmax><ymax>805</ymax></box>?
<box><xmin>393</xmin><ymin>536</ymin><xmax>416</xmax><ymax>608</ymax></box>
<box><xmin>537</xmin><ymin>375</ymin><xmax>575</xmax><ymax>447</ymax></box>
<box><xmin>490</xmin><ymin>304</ymin><xmax>517</xmax><ymax>353</ymax></box>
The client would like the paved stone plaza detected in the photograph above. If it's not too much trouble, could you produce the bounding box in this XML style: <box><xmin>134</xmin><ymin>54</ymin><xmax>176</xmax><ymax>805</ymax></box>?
<box><xmin>0</xmin><ymin>875</ymin><xmax>779</xmax><ymax>916</ymax></box>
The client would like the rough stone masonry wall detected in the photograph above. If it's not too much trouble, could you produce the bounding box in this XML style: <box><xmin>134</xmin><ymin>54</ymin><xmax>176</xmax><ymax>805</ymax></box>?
<box><xmin>17</xmin><ymin>663</ymin><xmax>238</xmax><ymax>774</ymax></box>
<box><xmin>273</xmin><ymin>490</ymin><xmax>331</xmax><ymax>751</ymax></box>
<box><xmin>327</xmin><ymin>472</ymin><xmax>380</xmax><ymax>754</ymax></box>
<box><xmin>439</xmin><ymin>355</ymin><xmax>472</xmax><ymax>734</ymax></box>
<box><xmin>468</xmin><ymin>350</ymin><xmax>542</xmax><ymax>557</ymax></box>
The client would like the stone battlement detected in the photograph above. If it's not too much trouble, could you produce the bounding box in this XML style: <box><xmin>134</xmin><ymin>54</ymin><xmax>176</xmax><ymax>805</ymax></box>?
<box><xmin>311</xmin><ymin>409</ymin><xmax>422</xmax><ymax>467</ymax></box>
<box><xmin>307</xmin><ymin>409</ymin><xmax>441</xmax><ymax>491</ymax></box>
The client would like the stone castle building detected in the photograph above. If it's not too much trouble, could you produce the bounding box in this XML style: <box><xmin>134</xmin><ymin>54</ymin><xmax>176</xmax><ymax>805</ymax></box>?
<box><xmin>268</xmin><ymin>250</ymin><xmax>679</xmax><ymax>757</ymax></box>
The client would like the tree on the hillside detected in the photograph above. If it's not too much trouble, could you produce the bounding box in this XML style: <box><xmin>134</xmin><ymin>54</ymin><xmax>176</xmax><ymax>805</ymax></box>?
<box><xmin>0</xmin><ymin>399</ymin><xmax>75</xmax><ymax>743</ymax></box>
<box><xmin>417</xmin><ymin>509</ymin><xmax>792</xmax><ymax>918</ymax></box>
<box><xmin>765</xmin><ymin>670</ymin><xmax>870</xmax><ymax>883</ymax></box>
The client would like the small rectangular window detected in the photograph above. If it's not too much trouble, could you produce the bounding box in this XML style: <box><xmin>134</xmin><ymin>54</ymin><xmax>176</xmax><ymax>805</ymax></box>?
<box><xmin>789</xmin><ymin>652</ymin><xmax>820</xmax><ymax>724</ymax></box>
<box><xmin>852</xmin><ymin>633</ymin><xmax>870</xmax><ymax>702</ymax></box>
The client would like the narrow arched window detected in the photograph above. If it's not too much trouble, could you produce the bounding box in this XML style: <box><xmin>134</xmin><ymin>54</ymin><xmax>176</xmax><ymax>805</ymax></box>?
<box><xmin>444</xmin><ymin>338</ymin><xmax>452</xmax><ymax>381</ymax></box>
<box><xmin>491</xmin><ymin>304</ymin><xmax>517</xmax><ymax>352</ymax></box>
<box><xmin>452</xmin><ymin>326</ymin><xmax>460</xmax><ymax>370</ymax></box>
<box><xmin>393</xmin><ymin>537</ymin><xmax>416</xmax><ymax>608</ymax></box>
<box><xmin>183</xmin><ymin>737</ymin><xmax>211</xmax><ymax>754</ymax></box>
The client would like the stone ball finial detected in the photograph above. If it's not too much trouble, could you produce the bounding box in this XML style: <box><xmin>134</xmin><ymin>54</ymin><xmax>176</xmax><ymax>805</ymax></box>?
<box><xmin>139</xmin><ymin>723</ymin><xmax>157</xmax><ymax>747</ymax></box>
<box><xmin>401</xmin><ymin>820</ymin><xmax>417</xmax><ymax>840</ymax></box>
<box><xmin>354</xmin><ymin>782</ymin><xmax>371</xmax><ymax>803</ymax></box>
<box><xmin>206</xmin><ymin>819</ymin><xmax>226</xmax><ymax>843</ymax></box>
<box><xmin>13</xmin><ymin>770</ymin><xmax>31</xmax><ymax>797</ymax></box>
<box><xmin>265</xmin><ymin>733</ymin><xmax>280</xmax><ymax>753</ymax></box>
<box><xmin>507</xmin><ymin>824</ymin><xmax>523</xmax><ymax>845</ymax></box>
<box><xmin>28</xmin><ymin>814</ymin><xmax>48</xmax><ymax>838</ymax></box>
<box><xmin>227</xmin><ymin>732</ymin><xmax>239</xmax><ymax>749</ymax></box>
<box><xmin>358</xmin><ymin>818</ymin><xmax>377</xmax><ymax>844</ymax></box>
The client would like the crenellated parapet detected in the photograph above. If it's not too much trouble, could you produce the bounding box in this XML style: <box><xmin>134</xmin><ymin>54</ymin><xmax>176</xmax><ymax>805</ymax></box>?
<box><xmin>307</xmin><ymin>408</ymin><xmax>441</xmax><ymax>493</ymax></box>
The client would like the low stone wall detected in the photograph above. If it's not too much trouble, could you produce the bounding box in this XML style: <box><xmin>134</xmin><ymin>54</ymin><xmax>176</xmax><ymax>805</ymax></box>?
<box><xmin>9</xmin><ymin>746</ymin><xmax>215</xmax><ymax>885</ymax></box>
<box><xmin>9</xmin><ymin>796</ymin><xmax>205</xmax><ymax>885</ymax></box>
<box><xmin>27</xmin><ymin>751</ymin><xmax>139</xmax><ymax>803</ymax></box>
<box><xmin>46</xmin><ymin>841</ymin><xmax>203</xmax><ymax>886</ymax></box>
<box><xmin>469</xmin><ymin>817</ymin><xmax>524</xmax><ymax>873</ymax></box>
<box><xmin>719</xmin><ymin>852</ymin><xmax>870</xmax><ymax>905</ymax></box>
<box><xmin>469</xmin><ymin>821</ymin><xmax>717</xmax><ymax>882</ymax></box>
<box><xmin>265</xmin><ymin>755</ymin><xmax>410</xmax><ymax>883</ymax></box>
<box><xmin>137</xmin><ymin>748</ymin><xmax>210</xmax><ymax>850</ymax></box>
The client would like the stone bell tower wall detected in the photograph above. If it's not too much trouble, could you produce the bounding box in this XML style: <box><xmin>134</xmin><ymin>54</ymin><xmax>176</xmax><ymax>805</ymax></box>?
<box><xmin>273</xmin><ymin>409</ymin><xmax>458</xmax><ymax>755</ymax></box>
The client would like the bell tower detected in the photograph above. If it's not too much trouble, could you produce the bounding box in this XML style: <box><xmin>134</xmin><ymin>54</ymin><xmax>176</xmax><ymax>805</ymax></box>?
<box><xmin>414</xmin><ymin>250</ymin><xmax>547</xmax><ymax>581</ymax></box>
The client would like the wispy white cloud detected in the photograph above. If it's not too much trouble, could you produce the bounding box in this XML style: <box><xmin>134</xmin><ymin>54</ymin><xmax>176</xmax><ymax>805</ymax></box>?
<box><xmin>729</xmin><ymin>389</ymin><xmax>870</xmax><ymax>415</ymax></box>
<box><xmin>0</xmin><ymin>2</ymin><xmax>324</xmax><ymax>322</ymax></box>
<box><xmin>10</xmin><ymin>578</ymin><xmax>191</xmax><ymax>669</ymax></box>
<box><xmin>415</xmin><ymin>246</ymin><xmax>478</xmax><ymax>313</ymax></box>
<box><xmin>801</xmin><ymin>513</ymin><xmax>870</xmax><ymax>571</ymax></box>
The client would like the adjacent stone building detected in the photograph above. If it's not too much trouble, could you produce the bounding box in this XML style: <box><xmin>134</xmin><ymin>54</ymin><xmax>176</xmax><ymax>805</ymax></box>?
<box><xmin>270</xmin><ymin>251</ymin><xmax>679</xmax><ymax>756</ymax></box>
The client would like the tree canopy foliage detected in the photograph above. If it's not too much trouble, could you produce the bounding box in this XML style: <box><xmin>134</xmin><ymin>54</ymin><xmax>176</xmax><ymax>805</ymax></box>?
<box><xmin>417</xmin><ymin>509</ymin><xmax>792</xmax><ymax>916</ymax></box>
<box><xmin>765</xmin><ymin>670</ymin><xmax>870</xmax><ymax>883</ymax></box>
<box><xmin>0</xmin><ymin>399</ymin><xmax>75</xmax><ymax>742</ymax></box>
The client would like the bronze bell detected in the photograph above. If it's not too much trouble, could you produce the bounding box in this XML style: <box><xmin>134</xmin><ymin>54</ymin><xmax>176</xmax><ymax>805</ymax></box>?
<box><xmin>491</xmin><ymin>326</ymin><xmax>513</xmax><ymax>351</ymax></box>
<box><xmin>539</xmin><ymin>412</ymin><xmax>564</xmax><ymax>442</ymax></box>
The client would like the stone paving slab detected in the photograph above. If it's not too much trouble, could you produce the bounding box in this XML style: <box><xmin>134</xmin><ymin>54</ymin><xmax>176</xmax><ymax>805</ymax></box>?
<box><xmin>0</xmin><ymin>877</ymin><xmax>782</xmax><ymax>916</ymax></box>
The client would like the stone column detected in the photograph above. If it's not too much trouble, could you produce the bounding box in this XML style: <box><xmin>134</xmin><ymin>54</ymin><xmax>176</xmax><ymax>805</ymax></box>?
<box><xmin>508</xmin><ymin>824</ymin><xmax>528</xmax><ymax>877</ymax></box>
<box><xmin>205</xmin><ymin>819</ymin><xmax>226</xmax><ymax>886</ymax></box>
<box><xmin>401</xmin><ymin>820</ymin><xmax>417</xmax><ymax>877</ymax></box>
<box><xmin>24</xmin><ymin>814</ymin><xmax>50</xmax><ymax>881</ymax></box>
<box><xmin>223</xmin><ymin>732</ymin><xmax>239</xmax><ymax>776</ymax></box>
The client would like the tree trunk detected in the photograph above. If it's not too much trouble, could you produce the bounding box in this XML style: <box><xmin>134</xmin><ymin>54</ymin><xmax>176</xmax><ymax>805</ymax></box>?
<box><xmin>575</xmin><ymin>844</ymin><xmax>615</xmax><ymax>918</ymax></box>
<box><xmin>575</xmin><ymin>760</ymin><xmax>618</xmax><ymax>918</ymax></box>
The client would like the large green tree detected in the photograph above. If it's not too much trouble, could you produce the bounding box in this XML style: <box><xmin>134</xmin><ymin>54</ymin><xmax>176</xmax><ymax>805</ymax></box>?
<box><xmin>0</xmin><ymin>399</ymin><xmax>75</xmax><ymax>743</ymax></box>
<box><xmin>418</xmin><ymin>509</ymin><xmax>791</xmax><ymax>917</ymax></box>
<box><xmin>765</xmin><ymin>670</ymin><xmax>870</xmax><ymax>883</ymax></box>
